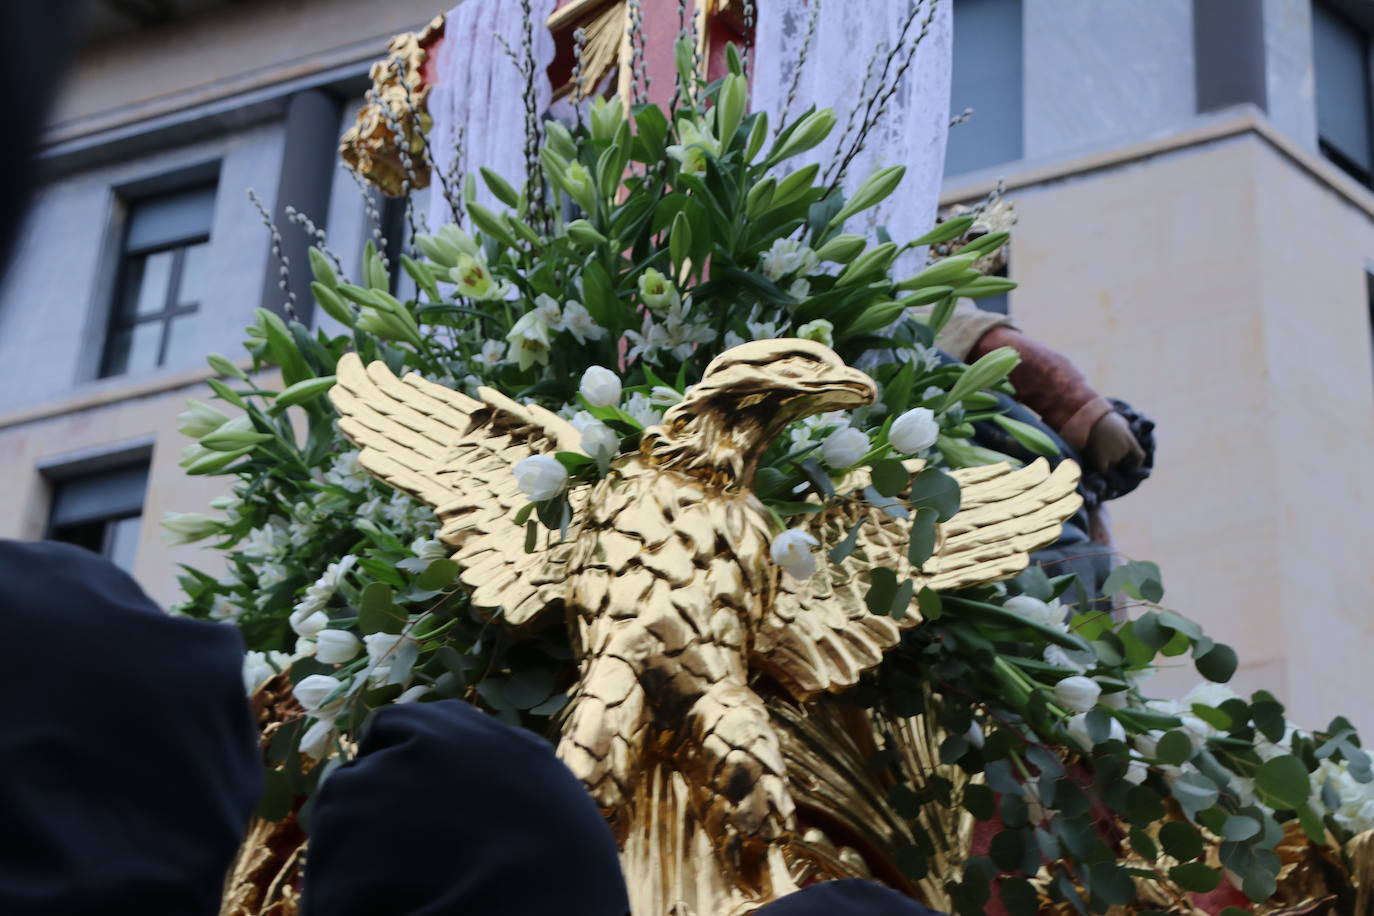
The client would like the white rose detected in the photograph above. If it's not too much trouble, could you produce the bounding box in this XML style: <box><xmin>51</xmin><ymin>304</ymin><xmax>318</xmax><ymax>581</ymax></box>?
<box><xmin>1053</xmin><ymin>676</ymin><xmax>1102</xmax><ymax>714</ymax></box>
<box><xmin>513</xmin><ymin>454</ymin><xmax>568</xmax><ymax>502</ymax></box>
<box><xmin>1067</xmin><ymin>711</ymin><xmax>1125</xmax><ymax>751</ymax></box>
<box><xmin>300</xmin><ymin>717</ymin><xmax>336</xmax><ymax>760</ymax></box>
<box><xmin>580</xmin><ymin>421</ymin><xmax>619</xmax><ymax>460</ymax></box>
<box><xmin>293</xmin><ymin>674</ymin><xmax>344</xmax><ymax>716</ymax></box>
<box><xmin>889</xmin><ymin>407</ymin><xmax>939</xmax><ymax>455</ymax></box>
<box><xmin>315</xmin><ymin>629</ymin><xmax>362</xmax><ymax>664</ymax></box>
<box><xmin>771</xmin><ymin>529</ymin><xmax>820</xmax><ymax>580</ymax></box>
<box><xmin>580</xmin><ymin>365</ymin><xmax>622</xmax><ymax>407</ymax></box>
<box><xmin>820</xmin><ymin>425</ymin><xmax>869</xmax><ymax>469</ymax></box>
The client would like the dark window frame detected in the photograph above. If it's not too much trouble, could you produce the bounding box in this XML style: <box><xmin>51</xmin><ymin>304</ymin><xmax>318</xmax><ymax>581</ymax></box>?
<box><xmin>43</xmin><ymin>455</ymin><xmax>151</xmax><ymax>573</ymax></box>
<box><xmin>1313</xmin><ymin>0</ymin><xmax>1374</xmax><ymax>188</ymax></box>
<box><xmin>99</xmin><ymin>181</ymin><xmax>217</xmax><ymax>378</ymax></box>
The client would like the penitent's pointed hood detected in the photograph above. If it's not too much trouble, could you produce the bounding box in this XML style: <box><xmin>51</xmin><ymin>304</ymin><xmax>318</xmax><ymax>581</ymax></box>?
<box><xmin>0</xmin><ymin>539</ymin><xmax>261</xmax><ymax>913</ymax></box>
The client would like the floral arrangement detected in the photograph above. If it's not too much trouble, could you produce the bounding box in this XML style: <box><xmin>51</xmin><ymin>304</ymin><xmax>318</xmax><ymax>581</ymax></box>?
<box><xmin>165</xmin><ymin>39</ymin><xmax>1374</xmax><ymax>915</ymax></box>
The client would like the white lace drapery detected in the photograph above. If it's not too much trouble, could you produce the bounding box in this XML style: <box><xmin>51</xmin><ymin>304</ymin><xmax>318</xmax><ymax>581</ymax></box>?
<box><xmin>752</xmin><ymin>0</ymin><xmax>952</xmax><ymax>273</ymax></box>
<box><xmin>427</xmin><ymin>0</ymin><xmax>557</xmax><ymax>230</ymax></box>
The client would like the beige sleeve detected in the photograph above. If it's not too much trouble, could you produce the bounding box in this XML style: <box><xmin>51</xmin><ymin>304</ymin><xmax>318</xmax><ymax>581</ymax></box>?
<box><xmin>908</xmin><ymin>300</ymin><xmax>1017</xmax><ymax>362</ymax></box>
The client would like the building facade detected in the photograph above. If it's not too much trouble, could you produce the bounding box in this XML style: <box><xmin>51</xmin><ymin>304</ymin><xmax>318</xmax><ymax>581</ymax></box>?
<box><xmin>2</xmin><ymin>0</ymin><xmax>1372</xmax><ymax>732</ymax></box>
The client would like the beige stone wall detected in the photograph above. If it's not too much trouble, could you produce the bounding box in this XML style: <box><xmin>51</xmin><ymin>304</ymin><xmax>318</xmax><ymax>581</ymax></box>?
<box><xmin>0</xmin><ymin>373</ymin><xmax>234</xmax><ymax>609</ymax></box>
<box><xmin>952</xmin><ymin>127</ymin><xmax>1374</xmax><ymax>733</ymax></box>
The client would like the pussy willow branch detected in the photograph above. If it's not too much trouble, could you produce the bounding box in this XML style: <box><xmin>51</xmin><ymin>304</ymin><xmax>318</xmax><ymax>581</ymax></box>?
<box><xmin>248</xmin><ymin>188</ymin><xmax>299</xmax><ymax>322</ymax></box>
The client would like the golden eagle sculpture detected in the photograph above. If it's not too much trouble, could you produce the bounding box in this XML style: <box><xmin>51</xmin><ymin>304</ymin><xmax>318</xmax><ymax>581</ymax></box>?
<box><xmin>329</xmin><ymin>339</ymin><xmax>1082</xmax><ymax>915</ymax></box>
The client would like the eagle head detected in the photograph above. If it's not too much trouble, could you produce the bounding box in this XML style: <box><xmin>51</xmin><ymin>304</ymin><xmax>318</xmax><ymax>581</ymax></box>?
<box><xmin>642</xmin><ymin>339</ymin><xmax>878</xmax><ymax>487</ymax></box>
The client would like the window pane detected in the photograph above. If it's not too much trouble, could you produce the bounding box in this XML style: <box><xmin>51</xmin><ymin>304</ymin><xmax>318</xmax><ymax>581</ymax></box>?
<box><xmin>125</xmin><ymin>184</ymin><xmax>216</xmax><ymax>252</ymax></box>
<box><xmin>945</xmin><ymin>0</ymin><xmax>1024</xmax><ymax>177</ymax></box>
<box><xmin>178</xmin><ymin>242</ymin><xmax>209</xmax><ymax>307</ymax></box>
<box><xmin>104</xmin><ymin>515</ymin><xmax>142</xmax><ymax>574</ymax></box>
<box><xmin>133</xmin><ymin>250</ymin><xmax>175</xmax><ymax>317</ymax></box>
<box><xmin>106</xmin><ymin>321</ymin><xmax>163</xmax><ymax>375</ymax></box>
<box><xmin>1314</xmin><ymin>2</ymin><xmax>1372</xmax><ymax>175</ymax></box>
<box><xmin>163</xmin><ymin>312</ymin><xmax>199</xmax><ymax>365</ymax></box>
<box><xmin>49</xmin><ymin>464</ymin><xmax>149</xmax><ymax>527</ymax></box>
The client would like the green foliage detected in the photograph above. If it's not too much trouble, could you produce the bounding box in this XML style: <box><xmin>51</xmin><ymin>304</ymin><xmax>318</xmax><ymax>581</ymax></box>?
<box><xmin>162</xmin><ymin>45</ymin><xmax>1373</xmax><ymax>913</ymax></box>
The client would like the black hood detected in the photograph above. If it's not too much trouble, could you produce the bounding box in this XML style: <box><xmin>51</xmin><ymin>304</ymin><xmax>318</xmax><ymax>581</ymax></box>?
<box><xmin>302</xmin><ymin>699</ymin><xmax>630</xmax><ymax>916</ymax></box>
<box><xmin>0</xmin><ymin>539</ymin><xmax>261</xmax><ymax>912</ymax></box>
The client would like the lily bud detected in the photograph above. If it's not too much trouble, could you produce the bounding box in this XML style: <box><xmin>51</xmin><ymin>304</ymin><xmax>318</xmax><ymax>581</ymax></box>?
<box><xmin>308</xmin><ymin>247</ymin><xmax>339</xmax><ymax>289</ymax></box>
<box><xmin>566</xmin><ymin>219</ymin><xmax>609</xmax><ymax>249</ymax></box>
<box><xmin>830</xmin><ymin>165</ymin><xmax>906</xmax><ymax>227</ymax></box>
<box><xmin>201</xmin><ymin>415</ymin><xmax>272</xmax><ymax>451</ymax></box>
<box><xmin>177</xmin><ymin>399</ymin><xmax>230</xmax><ymax>438</ymax></box>
<box><xmin>769</xmin><ymin>109</ymin><xmax>837</xmax><ymax>163</ymax></box>
<box><xmin>161</xmin><ymin>512</ymin><xmax>222</xmax><ymax>546</ymax></box>
<box><xmin>815</xmin><ymin>234</ymin><xmax>867</xmax><ymax>264</ymax></box>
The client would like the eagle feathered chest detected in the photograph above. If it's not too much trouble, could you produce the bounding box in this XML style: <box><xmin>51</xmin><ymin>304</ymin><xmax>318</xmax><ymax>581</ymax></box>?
<box><xmin>564</xmin><ymin>458</ymin><xmax>776</xmax><ymax>660</ymax></box>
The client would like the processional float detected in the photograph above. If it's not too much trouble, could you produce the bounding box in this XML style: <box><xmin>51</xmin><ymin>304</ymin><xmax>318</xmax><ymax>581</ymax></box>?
<box><xmin>219</xmin><ymin>3</ymin><xmax>1374</xmax><ymax>915</ymax></box>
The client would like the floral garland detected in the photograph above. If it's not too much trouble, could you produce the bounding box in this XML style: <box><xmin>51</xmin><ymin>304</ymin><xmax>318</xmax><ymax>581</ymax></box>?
<box><xmin>166</xmin><ymin>42</ymin><xmax>1373</xmax><ymax>914</ymax></box>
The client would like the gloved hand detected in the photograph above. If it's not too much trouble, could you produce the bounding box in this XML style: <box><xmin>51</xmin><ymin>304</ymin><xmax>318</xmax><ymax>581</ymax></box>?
<box><xmin>1083</xmin><ymin>408</ymin><xmax>1145</xmax><ymax>475</ymax></box>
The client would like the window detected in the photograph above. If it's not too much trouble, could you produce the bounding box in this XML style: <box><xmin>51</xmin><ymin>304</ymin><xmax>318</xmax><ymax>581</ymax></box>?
<box><xmin>101</xmin><ymin>183</ymin><xmax>216</xmax><ymax>377</ymax></box>
<box><xmin>1313</xmin><ymin>1</ymin><xmax>1374</xmax><ymax>186</ymax></box>
<box><xmin>47</xmin><ymin>463</ymin><xmax>149</xmax><ymax>574</ymax></box>
<box><xmin>945</xmin><ymin>0</ymin><xmax>1024</xmax><ymax>178</ymax></box>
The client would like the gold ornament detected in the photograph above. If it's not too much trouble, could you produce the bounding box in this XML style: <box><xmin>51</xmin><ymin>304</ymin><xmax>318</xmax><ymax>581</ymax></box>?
<box><xmin>339</xmin><ymin>15</ymin><xmax>444</xmax><ymax>196</ymax></box>
<box><xmin>328</xmin><ymin>338</ymin><xmax>1082</xmax><ymax>913</ymax></box>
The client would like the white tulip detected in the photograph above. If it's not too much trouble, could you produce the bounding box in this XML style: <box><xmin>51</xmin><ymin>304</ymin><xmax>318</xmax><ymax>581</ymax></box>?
<box><xmin>965</xmin><ymin>720</ymin><xmax>985</xmax><ymax>749</ymax></box>
<box><xmin>579</xmin><ymin>365</ymin><xmax>622</xmax><ymax>407</ymax></box>
<box><xmin>363</xmin><ymin>633</ymin><xmax>420</xmax><ymax>686</ymax></box>
<box><xmin>820</xmin><ymin>425</ymin><xmax>869</xmax><ymax>469</ymax></box>
<box><xmin>888</xmin><ymin>407</ymin><xmax>939</xmax><ymax>454</ymax></box>
<box><xmin>771</xmin><ymin>529</ymin><xmax>820</xmax><ymax>580</ymax></box>
<box><xmin>513</xmin><ymin>454</ymin><xmax>568</xmax><ymax>502</ymax></box>
<box><xmin>1134</xmin><ymin>731</ymin><xmax>1161</xmax><ymax>759</ymax></box>
<box><xmin>580</xmin><ymin>420</ymin><xmax>619</xmax><ymax>460</ymax></box>
<box><xmin>1100</xmin><ymin>689</ymin><xmax>1129</xmax><ymax>709</ymax></box>
<box><xmin>290</xmin><ymin>610</ymin><xmax>329</xmax><ymax>638</ymax></box>
<box><xmin>1067</xmin><ymin>711</ymin><xmax>1125</xmax><ymax>751</ymax></box>
<box><xmin>396</xmin><ymin>685</ymin><xmax>432</xmax><ymax>704</ymax></box>
<box><xmin>1053</xmin><ymin>676</ymin><xmax>1102</xmax><ymax>714</ymax></box>
<box><xmin>1043</xmin><ymin>644</ymin><xmax>1089</xmax><ymax>674</ymax></box>
<box><xmin>300</xmin><ymin>717</ymin><xmax>336</xmax><ymax>760</ymax></box>
<box><xmin>1124</xmin><ymin>757</ymin><xmax>1149</xmax><ymax>785</ymax></box>
<box><xmin>315</xmin><ymin>630</ymin><xmax>362</xmax><ymax>664</ymax></box>
<box><xmin>293</xmin><ymin>674</ymin><xmax>344</xmax><ymax>716</ymax></box>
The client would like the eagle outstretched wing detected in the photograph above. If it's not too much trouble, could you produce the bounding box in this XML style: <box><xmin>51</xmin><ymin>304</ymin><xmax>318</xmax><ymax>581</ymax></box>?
<box><xmin>755</xmin><ymin>458</ymin><xmax>1083</xmax><ymax>699</ymax></box>
<box><xmin>329</xmin><ymin>353</ymin><xmax>583</xmax><ymax>625</ymax></box>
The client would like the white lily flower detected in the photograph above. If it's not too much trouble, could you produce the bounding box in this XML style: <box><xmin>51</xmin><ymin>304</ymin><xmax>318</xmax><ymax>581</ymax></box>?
<box><xmin>474</xmin><ymin>339</ymin><xmax>505</xmax><ymax>369</ymax></box>
<box><xmin>452</xmin><ymin>253</ymin><xmax>506</xmax><ymax>300</ymax></box>
<box><xmin>624</xmin><ymin>392</ymin><xmax>663</xmax><ymax>428</ymax></box>
<box><xmin>759</xmin><ymin>238</ymin><xmax>819</xmax><ymax>280</ymax></box>
<box><xmin>561</xmin><ymin>301</ymin><xmax>605</xmax><ymax>343</ymax></box>
<box><xmin>666</xmin><ymin>119</ymin><xmax>720</xmax><ymax>176</ymax></box>
<box><xmin>796</xmin><ymin>318</ymin><xmax>833</xmax><ymax>347</ymax></box>
<box><xmin>505</xmin><ymin>311</ymin><xmax>553</xmax><ymax>371</ymax></box>
<box><xmin>637</xmin><ymin>268</ymin><xmax>680</xmax><ymax>311</ymax></box>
